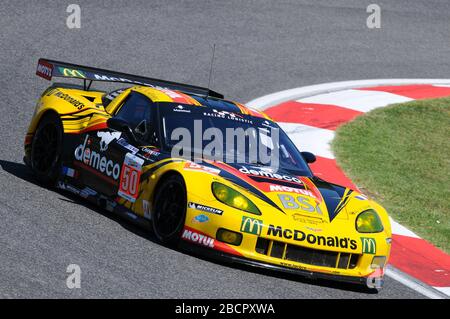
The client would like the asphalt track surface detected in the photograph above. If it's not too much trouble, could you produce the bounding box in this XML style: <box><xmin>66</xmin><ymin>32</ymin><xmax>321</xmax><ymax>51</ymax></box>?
<box><xmin>1</xmin><ymin>0</ymin><xmax>449</xmax><ymax>298</ymax></box>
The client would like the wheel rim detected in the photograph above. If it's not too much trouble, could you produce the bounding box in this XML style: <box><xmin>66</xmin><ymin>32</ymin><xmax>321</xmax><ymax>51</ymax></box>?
<box><xmin>33</xmin><ymin>123</ymin><xmax>59</xmax><ymax>173</ymax></box>
<box><xmin>154</xmin><ymin>182</ymin><xmax>186</xmax><ymax>238</ymax></box>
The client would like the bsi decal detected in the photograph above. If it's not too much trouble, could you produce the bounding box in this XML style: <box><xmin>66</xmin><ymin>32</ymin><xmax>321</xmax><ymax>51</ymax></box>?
<box><xmin>277</xmin><ymin>194</ymin><xmax>322</xmax><ymax>215</ymax></box>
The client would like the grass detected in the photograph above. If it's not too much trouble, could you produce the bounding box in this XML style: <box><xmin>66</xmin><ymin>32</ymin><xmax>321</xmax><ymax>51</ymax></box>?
<box><xmin>332</xmin><ymin>97</ymin><xmax>450</xmax><ymax>253</ymax></box>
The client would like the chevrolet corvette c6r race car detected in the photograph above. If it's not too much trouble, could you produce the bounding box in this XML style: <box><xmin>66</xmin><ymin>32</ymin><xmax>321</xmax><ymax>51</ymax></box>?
<box><xmin>25</xmin><ymin>59</ymin><xmax>391</xmax><ymax>289</ymax></box>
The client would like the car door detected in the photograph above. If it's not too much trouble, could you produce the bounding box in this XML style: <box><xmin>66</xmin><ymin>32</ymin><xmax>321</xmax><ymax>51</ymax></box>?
<box><xmin>74</xmin><ymin>91</ymin><xmax>155</xmax><ymax>200</ymax></box>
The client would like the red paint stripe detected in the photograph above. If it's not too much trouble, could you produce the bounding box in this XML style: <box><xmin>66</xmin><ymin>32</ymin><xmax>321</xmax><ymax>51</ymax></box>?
<box><xmin>73</xmin><ymin>161</ymin><xmax>118</xmax><ymax>186</ymax></box>
<box><xmin>309</xmin><ymin>156</ymin><xmax>358</xmax><ymax>190</ymax></box>
<box><xmin>359</xmin><ymin>84</ymin><xmax>450</xmax><ymax>100</ymax></box>
<box><xmin>265</xmin><ymin>101</ymin><xmax>362</xmax><ymax>130</ymax></box>
<box><xmin>170</xmin><ymin>91</ymin><xmax>194</xmax><ymax>104</ymax></box>
<box><xmin>390</xmin><ymin>234</ymin><xmax>450</xmax><ymax>287</ymax></box>
<box><xmin>78</xmin><ymin>122</ymin><xmax>108</xmax><ymax>134</ymax></box>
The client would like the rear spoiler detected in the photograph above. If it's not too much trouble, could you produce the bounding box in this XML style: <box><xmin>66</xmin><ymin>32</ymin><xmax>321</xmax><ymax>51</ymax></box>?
<box><xmin>36</xmin><ymin>58</ymin><xmax>224</xmax><ymax>99</ymax></box>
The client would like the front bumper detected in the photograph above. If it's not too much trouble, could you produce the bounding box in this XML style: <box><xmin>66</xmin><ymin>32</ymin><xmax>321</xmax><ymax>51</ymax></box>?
<box><xmin>179</xmin><ymin>240</ymin><xmax>382</xmax><ymax>289</ymax></box>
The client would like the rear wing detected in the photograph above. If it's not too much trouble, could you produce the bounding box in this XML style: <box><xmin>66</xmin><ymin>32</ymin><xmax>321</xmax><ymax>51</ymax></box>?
<box><xmin>36</xmin><ymin>58</ymin><xmax>224</xmax><ymax>99</ymax></box>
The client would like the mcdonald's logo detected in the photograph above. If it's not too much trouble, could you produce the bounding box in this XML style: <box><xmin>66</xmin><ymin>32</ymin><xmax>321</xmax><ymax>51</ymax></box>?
<box><xmin>240</xmin><ymin>216</ymin><xmax>263</xmax><ymax>235</ymax></box>
<box><xmin>361</xmin><ymin>237</ymin><xmax>376</xmax><ymax>254</ymax></box>
<box><xmin>59</xmin><ymin>67</ymin><xmax>86</xmax><ymax>78</ymax></box>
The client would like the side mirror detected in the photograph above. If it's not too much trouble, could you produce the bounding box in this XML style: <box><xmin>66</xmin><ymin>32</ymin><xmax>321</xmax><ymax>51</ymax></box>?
<box><xmin>107</xmin><ymin>118</ymin><xmax>138</xmax><ymax>145</ymax></box>
<box><xmin>301</xmin><ymin>151</ymin><xmax>316</xmax><ymax>164</ymax></box>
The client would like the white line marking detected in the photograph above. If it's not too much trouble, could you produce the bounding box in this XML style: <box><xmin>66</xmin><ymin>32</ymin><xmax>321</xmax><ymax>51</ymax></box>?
<box><xmin>385</xmin><ymin>267</ymin><xmax>447</xmax><ymax>299</ymax></box>
<box><xmin>247</xmin><ymin>79</ymin><xmax>450</xmax><ymax>110</ymax></box>
<box><xmin>434</xmin><ymin>287</ymin><xmax>450</xmax><ymax>296</ymax></box>
<box><xmin>297</xmin><ymin>89</ymin><xmax>413</xmax><ymax>113</ymax></box>
<box><xmin>431</xmin><ymin>84</ymin><xmax>450</xmax><ymax>88</ymax></box>
<box><xmin>278</xmin><ymin>122</ymin><xmax>335</xmax><ymax>159</ymax></box>
<box><xmin>389</xmin><ymin>217</ymin><xmax>420</xmax><ymax>238</ymax></box>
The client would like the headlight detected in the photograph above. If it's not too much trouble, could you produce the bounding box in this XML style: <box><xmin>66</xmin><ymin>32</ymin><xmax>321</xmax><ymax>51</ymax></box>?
<box><xmin>212</xmin><ymin>182</ymin><xmax>260</xmax><ymax>215</ymax></box>
<box><xmin>356</xmin><ymin>209</ymin><xmax>384</xmax><ymax>233</ymax></box>
<box><xmin>371</xmin><ymin>256</ymin><xmax>387</xmax><ymax>269</ymax></box>
<box><xmin>216</xmin><ymin>228</ymin><xmax>243</xmax><ymax>246</ymax></box>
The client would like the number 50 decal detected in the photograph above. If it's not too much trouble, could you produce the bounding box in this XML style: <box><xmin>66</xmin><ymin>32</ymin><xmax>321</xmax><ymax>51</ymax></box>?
<box><xmin>118</xmin><ymin>153</ymin><xmax>144</xmax><ymax>202</ymax></box>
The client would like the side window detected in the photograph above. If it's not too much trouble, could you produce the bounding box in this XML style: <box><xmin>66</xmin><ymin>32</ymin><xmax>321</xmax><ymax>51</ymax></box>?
<box><xmin>115</xmin><ymin>92</ymin><xmax>156</xmax><ymax>145</ymax></box>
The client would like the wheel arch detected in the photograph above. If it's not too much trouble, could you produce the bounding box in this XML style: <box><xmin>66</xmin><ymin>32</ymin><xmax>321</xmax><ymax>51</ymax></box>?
<box><xmin>29</xmin><ymin>110</ymin><xmax>64</xmax><ymax>186</ymax></box>
<box><xmin>24</xmin><ymin>109</ymin><xmax>62</xmax><ymax>163</ymax></box>
<box><xmin>151</xmin><ymin>170</ymin><xmax>186</xmax><ymax>205</ymax></box>
<box><xmin>27</xmin><ymin>106</ymin><xmax>62</xmax><ymax>136</ymax></box>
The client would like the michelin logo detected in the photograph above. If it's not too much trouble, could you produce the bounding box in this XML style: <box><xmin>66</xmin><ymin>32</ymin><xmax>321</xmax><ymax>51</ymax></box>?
<box><xmin>188</xmin><ymin>202</ymin><xmax>223</xmax><ymax>215</ymax></box>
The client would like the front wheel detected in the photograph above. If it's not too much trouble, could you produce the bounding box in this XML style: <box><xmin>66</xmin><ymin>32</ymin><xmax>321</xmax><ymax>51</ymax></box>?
<box><xmin>152</xmin><ymin>174</ymin><xmax>187</xmax><ymax>245</ymax></box>
<box><xmin>30</xmin><ymin>112</ymin><xmax>63</xmax><ymax>186</ymax></box>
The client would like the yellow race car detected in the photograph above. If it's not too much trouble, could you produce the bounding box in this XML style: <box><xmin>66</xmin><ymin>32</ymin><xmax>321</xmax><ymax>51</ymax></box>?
<box><xmin>26</xmin><ymin>59</ymin><xmax>391</xmax><ymax>289</ymax></box>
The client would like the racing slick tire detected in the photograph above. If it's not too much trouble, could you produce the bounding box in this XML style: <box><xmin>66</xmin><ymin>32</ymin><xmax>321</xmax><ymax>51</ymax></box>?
<box><xmin>30</xmin><ymin>112</ymin><xmax>63</xmax><ymax>186</ymax></box>
<box><xmin>151</xmin><ymin>174</ymin><xmax>187</xmax><ymax>245</ymax></box>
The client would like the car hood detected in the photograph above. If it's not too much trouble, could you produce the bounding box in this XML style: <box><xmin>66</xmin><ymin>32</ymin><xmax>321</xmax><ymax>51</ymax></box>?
<box><xmin>203</xmin><ymin>161</ymin><xmax>356</xmax><ymax>224</ymax></box>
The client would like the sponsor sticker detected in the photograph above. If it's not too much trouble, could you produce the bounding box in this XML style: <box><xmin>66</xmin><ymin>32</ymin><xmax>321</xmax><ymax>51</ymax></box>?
<box><xmin>181</xmin><ymin>228</ymin><xmax>214</xmax><ymax>248</ymax></box>
<box><xmin>173</xmin><ymin>105</ymin><xmax>191</xmax><ymax>113</ymax></box>
<box><xmin>305</xmin><ymin>226</ymin><xmax>323</xmax><ymax>233</ymax></box>
<box><xmin>97</xmin><ymin>131</ymin><xmax>121</xmax><ymax>152</ymax></box>
<box><xmin>141</xmin><ymin>147</ymin><xmax>160</xmax><ymax>159</ymax></box>
<box><xmin>74</xmin><ymin>135</ymin><xmax>122</xmax><ymax>181</ymax></box>
<box><xmin>142</xmin><ymin>200</ymin><xmax>151</xmax><ymax>219</ymax></box>
<box><xmin>188</xmin><ymin>202</ymin><xmax>223</xmax><ymax>215</ymax></box>
<box><xmin>361</xmin><ymin>237</ymin><xmax>377</xmax><ymax>254</ymax></box>
<box><xmin>80</xmin><ymin>187</ymin><xmax>97</xmax><ymax>199</ymax></box>
<box><xmin>53</xmin><ymin>89</ymin><xmax>86</xmax><ymax>110</ymax></box>
<box><xmin>262</xmin><ymin>120</ymin><xmax>274</xmax><ymax>128</ymax></box>
<box><xmin>104</xmin><ymin>89</ymin><xmax>125</xmax><ymax>102</ymax></box>
<box><xmin>240</xmin><ymin>216</ymin><xmax>263</xmax><ymax>235</ymax></box>
<box><xmin>238</xmin><ymin>166</ymin><xmax>302</xmax><ymax>184</ymax></box>
<box><xmin>62</xmin><ymin>166</ymin><xmax>76</xmax><ymax>178</ymax></box>
<box><xmin>117</xmin><ymin>137</ymin><xmax>139</xmax><ymax>154</ymax></box>
<box><xmin>184</xmin><ymin>162</ymin><xmax>220</xmax><ymax>175</ymax></box>
<box><xmin>203</xmin><ymin>109</ymin><xmax>253</xmax><ymax>124</ymax></box>
<box><xmin>65</xmin><ymin>185</ymin><xmax>81</xmax><ymax>195</ymax></box>
<box><xmin>118</xmin><ymin>153</ymin><xmax>144</xmax><ymax>203</ymax></box>
<box><xmin>36</xmin><ymin>60</ymin><xmax>53</xmax><ymax>80</ymax></box>
<box><xmin>277</xmin><ymin>194</ymin><xmax>323</xmax><ymax>215</ymax></box>
<box><xmin>267</xmin><ymin>224</ymin><xmax>358</xmax><ymax>250</ymax></box>
<box><xmin>193</xmin><ymin>214</ymin><xmax>209</xmax><ymax>223</ymax></box>
<box><xmin>59</xmin><ymin>67</ymin><xmax>86</xmax><ymax>78</ymax></box>
<box><xmin>355</xmin><ymin>195</ymin><xmax>368</xmax><ymax>201</ymax></box>
<box><xmin>267</xmin><ymin>184</ymin><xmax>318</xmax><ymax>199</ymax></box>
<box><xmin>292</xmin><ymin>213</ymin><xmax>321</xmax><ymax>225</ymax></box>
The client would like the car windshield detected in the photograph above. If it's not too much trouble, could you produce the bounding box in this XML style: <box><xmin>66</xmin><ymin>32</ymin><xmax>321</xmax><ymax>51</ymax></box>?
<box><xmin>158</xmin><ymin>103</ymin><xmax>312</xmax><ymax>177</ymax></box>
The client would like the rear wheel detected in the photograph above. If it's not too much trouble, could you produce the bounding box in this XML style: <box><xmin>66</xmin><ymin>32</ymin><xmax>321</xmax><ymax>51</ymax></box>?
<box><xmin>152</xmin><ymin>174</ymin><xmax>187</xmax><ymax>245</ymax></box>
<box><xmin>30</xmin><ymin>112</ymin><xmax>63</xmax><ymax>186</ymax></box>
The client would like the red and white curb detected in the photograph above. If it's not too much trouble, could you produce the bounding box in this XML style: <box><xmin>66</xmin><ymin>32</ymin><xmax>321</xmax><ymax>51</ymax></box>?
<box><xmin>247</xmin><ymin>80</ymin><xmax>450</xmax><ymax>298</ymax></box>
